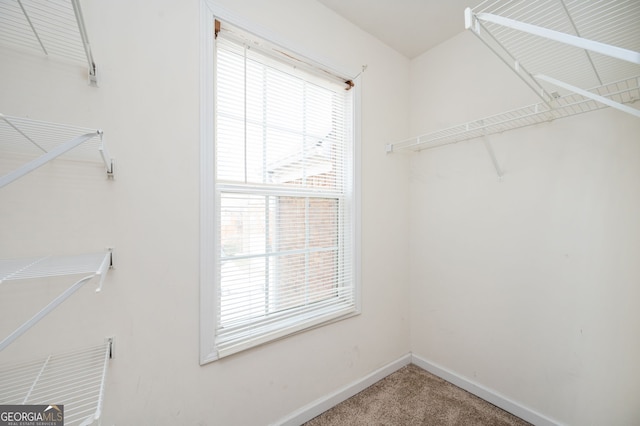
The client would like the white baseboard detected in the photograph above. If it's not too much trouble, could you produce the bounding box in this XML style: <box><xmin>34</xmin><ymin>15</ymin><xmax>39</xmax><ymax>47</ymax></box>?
<box><xmin>410</xmin><ymin>353</ymin><xmax>563</xmax><ymax>426</ymax></box>
<box><xmin>273</xmin><ymin>352</ymin><xmax>564</xmax><ymax>426</ymax></box>
<box><xmin>271</xmin><ymin>353</ymin><xmax>412</xmax><ymax>426</ymax></box>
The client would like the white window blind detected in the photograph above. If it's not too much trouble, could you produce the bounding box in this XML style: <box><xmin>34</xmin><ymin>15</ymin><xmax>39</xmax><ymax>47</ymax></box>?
<box><xmin>213</xmin><ymin>22</ymin><xmax>357</xmax><ymax>358</ymax></box>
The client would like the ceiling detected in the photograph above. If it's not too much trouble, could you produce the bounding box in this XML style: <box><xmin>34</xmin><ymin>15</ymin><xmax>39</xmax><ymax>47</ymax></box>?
<box><xmin>317</xmin><ymin>0</ymin><xmax>485</xmax><ymax>58</ymax></box>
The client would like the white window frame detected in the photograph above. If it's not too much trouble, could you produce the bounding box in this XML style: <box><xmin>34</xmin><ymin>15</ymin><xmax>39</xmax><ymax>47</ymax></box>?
<box><xmin>199</xmin><ymin>0</ymin><xmax>361</xmax><ymax>364</ymax></box>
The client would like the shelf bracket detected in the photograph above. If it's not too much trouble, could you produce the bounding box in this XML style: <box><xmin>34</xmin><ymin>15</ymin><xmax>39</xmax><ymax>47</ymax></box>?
<box><xmin>479</xmin><ymin>121</ymin><xmax>503</xmax><ymax>180</ymax></box>
<box><xmin>0</xmin><ymin>251</ymin><xmax>113</xmax><ymax>352</ymax></box>
<box><xmin>70</xmin><ymin>0</ymin><xmax>98</xmax><ymax>86</ymax></box>
<box><xmin>95</xmin><ymin>249</ymin><xmax>113</xmax><ymax>292</ymax></box>
<box><xmin>97</xmin><ymin>131</ymin><xmax>114</xmax><ymax>176</ymax></box>
<box><xmin>0</xmin><ymin>275</ymin><xmax>95</xmax><ymax>352</ymax></box>
<box><xmin>484</xmin><ymin>138</ymin><xmax>503</xmax><ymax>180</ymax></box>
<box><xmin>464</xmin><ymin>8</ymin><xmax>553</xmax><ymax>104</ymax></box>
<box><xmin>0</xmin><ymin>130</ymin><xmax>108</xmax><ymax>189</ymax></box>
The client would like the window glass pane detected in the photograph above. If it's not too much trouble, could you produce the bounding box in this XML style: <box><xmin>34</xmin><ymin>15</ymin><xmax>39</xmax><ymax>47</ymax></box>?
<box><xmin>270</xmin><ymin>253</ymin><xmax>306</xmax><ymax>312</ymax></box>
<box><xmin>308</xmin><ymin>198</ymin><xmax>338</xmax><ymax>249</ymax></box>
<box><xmin>308</xmin><ymin>250</ymin><xmax>339</xmax><ymax>303</ymax></box>
<box><xmin>220</xmin><ymin>193</ymin><xmax>341</xmax><ymax>316</ymax></box>
<box><xmin>220</xmin><ymin>193</ymin><xmax>268</xmax><ymax>257</ymax></box>
<box><xmin>275</xmin><ymin>196</ymin><xmax>306</xmax><ymax>252</ymax></box>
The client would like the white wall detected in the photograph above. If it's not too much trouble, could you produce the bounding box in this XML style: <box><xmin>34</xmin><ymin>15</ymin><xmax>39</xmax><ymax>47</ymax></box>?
<box><xmin>409</xmin><ymin>31</ymin><xmax>640</xmax><ymax>425</ymax></box>
<box><xmin>0</xmin><ymin>0</ymin><xmax>411</xmax><ymax>424</ymax></box>
<box><xmin>7</xmin><ymin>2</ymin><xmax>635</xmax><ymax>425</ymax></box>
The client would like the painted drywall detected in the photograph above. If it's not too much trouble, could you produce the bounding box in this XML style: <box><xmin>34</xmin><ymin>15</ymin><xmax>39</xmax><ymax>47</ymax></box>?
<box><xmin>0</xmin><ymin>0</ymin><xmax>411</xmax><ymax>424</ymax></box>
<box><xmin>408</xmin><ymin>31</ymin><xmax>640</xmax><ymax>425</ymax></box>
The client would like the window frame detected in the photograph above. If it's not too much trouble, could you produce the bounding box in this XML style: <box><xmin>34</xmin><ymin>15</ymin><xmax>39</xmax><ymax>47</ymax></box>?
<box><xmin>200</xmin><ymin>1</ymin><xmax>361</xmax><ymax>364</ymax></box>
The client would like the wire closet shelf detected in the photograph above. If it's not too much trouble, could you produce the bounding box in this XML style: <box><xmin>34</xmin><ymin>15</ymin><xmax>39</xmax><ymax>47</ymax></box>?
<box><xmin>387</xmin><ymin>0</ymin><xmax>640</xmax><ymax>153</ymax></box>
<box><xmin>0</xmin><ymin>114</ymin><xmax>111</xmax><ymax>188</ymax></box>
<box><xmin>0</xmin><ymin>0</ymin><xmax>98</xmax><ymax>85</ymax></box>
<box><xmin>0</xmin><ymin>340</ymin><xmax>112</xmax><ymax>426</ymax></box>
<box><xmin>0</xmin><ymin>251</ymin><xmax>112</xmax><ymax>352</ymax></box>
<box><xmin>390</xmin><ymin>76</ymin><xmax>639</xmax><ymax>152</ymax></box>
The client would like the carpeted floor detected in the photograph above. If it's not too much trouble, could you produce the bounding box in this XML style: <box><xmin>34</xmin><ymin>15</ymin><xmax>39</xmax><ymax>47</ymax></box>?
<box><xmin>303</xmin><ymin>364</ymin><xmax>531</xmax><ymax>426</ymax></box>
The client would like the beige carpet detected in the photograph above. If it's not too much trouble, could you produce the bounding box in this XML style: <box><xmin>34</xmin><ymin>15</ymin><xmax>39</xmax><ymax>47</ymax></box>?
<box><xmin>303</xmin><ymin>364</ymin><xmax>531</xmax><ymax>426</ymax></box>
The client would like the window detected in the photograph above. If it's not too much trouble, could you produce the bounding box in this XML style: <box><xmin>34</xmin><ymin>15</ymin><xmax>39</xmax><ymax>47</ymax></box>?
<box><xmin>201</xmin><ymin>19</ymin><xmax>360</xmax><ymax>361</ymax></box>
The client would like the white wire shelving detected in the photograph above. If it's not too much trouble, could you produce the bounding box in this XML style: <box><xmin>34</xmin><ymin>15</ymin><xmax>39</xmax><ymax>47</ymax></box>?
<box><xmin>0</xmin><ymin>250</ymin><xmax>113</xmax><ymax>352</ymax></box>
<box><xmin>387</xmin><ymin>1</ymin><xmax>640</xmax><ymax>155</ymax></box>
<box><xmin>0</xmin><ymin>113</ymin><xmax>112</xmax><ymax>189</ymax></box>
<box><xmin>1</xmin><ymin>4</ymin><xmax>112</xmax><ymax>423</ymax></box>
<box><xmin>388</xmin><ymin>76</ymin><xmax>640</xmax><ymax>153</ymax></box>
<box><xmin>0</xmin><ymin>0</ymin><xmax>98</xmax><ymax>85</ymax></box>
<box><xmin>466</xmin><ymin>0</ymin><xmax>640</xmax><ymax>102</ymax></box>
<box><xmin>0</xmin><ymin>339</ymin><xmax>113</xmax><ymax>426</ymax></box>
